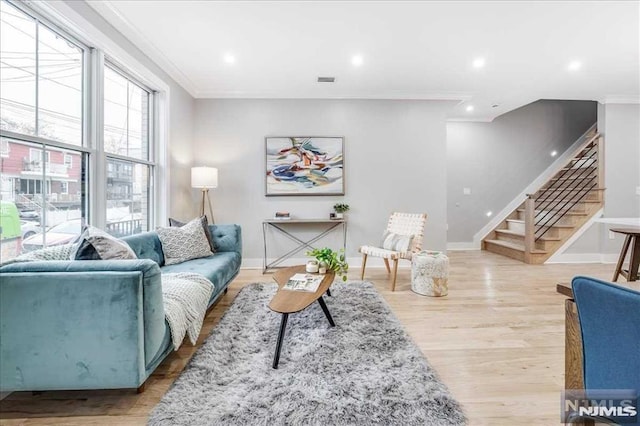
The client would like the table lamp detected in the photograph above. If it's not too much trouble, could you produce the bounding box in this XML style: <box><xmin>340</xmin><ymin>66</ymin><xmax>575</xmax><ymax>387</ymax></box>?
<box><xmin>191</xmin><ymin>166</ymin><xmax>218</xmax><ymax>223</ymax></box>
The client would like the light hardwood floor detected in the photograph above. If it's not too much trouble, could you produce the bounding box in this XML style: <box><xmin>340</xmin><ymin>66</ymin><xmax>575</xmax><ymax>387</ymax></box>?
<box><xmin>0</xmin><ymin>251</ymin><xmax>615</xmax><ymax>425</ymax></box>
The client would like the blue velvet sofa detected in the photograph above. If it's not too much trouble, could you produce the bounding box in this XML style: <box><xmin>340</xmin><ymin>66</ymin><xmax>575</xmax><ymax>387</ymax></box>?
<box><xmin>0</xmin><ymin>224</ymin><xmax>242</xmax><ymax>392</ymax></box>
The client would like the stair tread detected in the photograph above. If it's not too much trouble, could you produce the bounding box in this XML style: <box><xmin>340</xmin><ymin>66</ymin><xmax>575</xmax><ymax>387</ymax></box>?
<box><xmin>485</xmin><ymin>239</ymin><xmax>547</xmax><ymax>254</ymax></box>
<box><xmin>495</xmin><ymin>229</ymin><xmax>561</xmax><ymax>241</ymax></box>
<box><xmin>516</xmin><ymin>208</ymin><xmax>588</xmax><ymax>216</ymax></box>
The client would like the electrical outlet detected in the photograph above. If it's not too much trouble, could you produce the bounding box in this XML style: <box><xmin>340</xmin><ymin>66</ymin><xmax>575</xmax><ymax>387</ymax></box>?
<box><xmin>609</xmin><ymin>230</ymin><xmax>615</xmax><ymax>240</ymax></box>
<box><xmin>463</xmin><ymin>188</ymin><xmax>471</xmax><ymax>195</ymax></box>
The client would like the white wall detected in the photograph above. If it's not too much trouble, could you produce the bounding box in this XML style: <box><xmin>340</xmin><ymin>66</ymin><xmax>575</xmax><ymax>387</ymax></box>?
<box><xmin>63</xmin><ymin>1</ymin><xmax>195</xmax><ymax>221</ymax></box>
<box><xmin>193</xmin><ymin>99</ymin><xmax>455</xmax><ymax>266</ymax></box>
<box><xmin>447</xmin><ymin>100</ymin><xmax>597</xmax><ymax>244</ymax></box>
<box><xmin>561</xmin><ymin>103</ymin><xmax>640</xmax><ymax>258</ymax></box>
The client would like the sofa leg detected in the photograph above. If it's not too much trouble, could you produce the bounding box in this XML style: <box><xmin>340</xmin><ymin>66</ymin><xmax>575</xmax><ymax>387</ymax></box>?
<box><xmin>137</xmin><ymin>383</ymin><xmax>146</xmax><ymax>394</ymax></box>
<box><xmin>224</xmin><ymin>288</ymin><xmax>228</xmax><ymax>294</ymax></box>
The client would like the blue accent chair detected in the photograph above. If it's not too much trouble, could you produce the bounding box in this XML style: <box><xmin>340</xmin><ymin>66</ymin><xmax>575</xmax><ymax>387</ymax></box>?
<box><xmin>0</xmin><ymin>224</ymin><xmax>242</xmax><ymax>392</ymax></box>
<box><xmin>570</xmin><ymin>276</ymin><xmax>640</xmax><ymax>425</ymax></box>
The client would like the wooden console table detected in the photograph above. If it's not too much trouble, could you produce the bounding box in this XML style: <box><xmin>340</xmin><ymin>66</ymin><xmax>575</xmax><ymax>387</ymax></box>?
<box><xmin>262</xmin><ymin>219</ymin><xmax>347</xmax><ymax>273</ymax></box>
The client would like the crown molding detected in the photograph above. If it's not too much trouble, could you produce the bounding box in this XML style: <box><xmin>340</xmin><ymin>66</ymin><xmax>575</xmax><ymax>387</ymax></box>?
<box><xmin>88</xmin><ymin>0</ymin><xmax>198</xmax><ymax>97</ymax></box>
<box><xmin>193</xmin><ymin>90</ymin><xmax>471</xmax><ymax>101</ymax></box>
<box><xmin>600</xmin><ymin>95</ymin><xmax>640</xmax><ymax>104</ymax></box>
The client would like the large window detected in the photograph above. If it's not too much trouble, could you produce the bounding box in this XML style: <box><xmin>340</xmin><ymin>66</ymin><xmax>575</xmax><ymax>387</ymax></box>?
<box><xmin>104</xmin><ymin>64</ymin><xmax>154</xmax><ymax>236</ymax></box>
<box><xmin>0</xmin><ymin>0</ymin><xmax>162</xmax><ymax>262</ymax></box>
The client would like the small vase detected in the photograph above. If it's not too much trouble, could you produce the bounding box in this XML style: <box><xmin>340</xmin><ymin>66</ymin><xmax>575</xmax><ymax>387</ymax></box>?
<box><xmin>306</xmin><ymin>260</ymin><xmax>319</xmax><ymax>273</ymax></box>
<box><xmin>335</xmin><ymin>212</ymin><xmax>344</xmax><ymax>219</ymax></box>
<box><xmin>318</xmin><ymin>263</ymin><xmax>327</xmax><ymax>274</ymax></box>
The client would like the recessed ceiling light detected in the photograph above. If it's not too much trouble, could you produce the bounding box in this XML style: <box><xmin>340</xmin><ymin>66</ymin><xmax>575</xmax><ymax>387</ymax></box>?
<box><xmin>486</xmin><ymin>211</ymin><xmax>493</xmax><ymax>217</ymax></box>
<box><xmin>351</xmin><ymin>55</ymin><xmax>364</xmax><ymax>67</ymax></box>
<box><xmin>223</xmin><ymin>54</ymin><xmax>236</xmax><ymax>64</ymax></box>
<box><xmin>472</xmin><ymin>57</ymin><xmax>486</xmax><ymax>68</ymax></box>
<box><xmin>551</xmin><ymin>150</ymin><xmax>558</xmax><ymax>157</ymax></box>
<box><xmin>466</xmin><ymin>105</ymin><xmax>475</xmax><ymax>112</ymax></box>
<box><xmin>567</xmin><ymin>60</ymin><xmax>582</xmax><ymax>71</ymax></box>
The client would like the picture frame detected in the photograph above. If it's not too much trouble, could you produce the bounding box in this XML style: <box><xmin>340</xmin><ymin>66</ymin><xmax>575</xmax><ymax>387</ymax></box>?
<box><xmin>265</xmin><ymin>136</ymin><xmax>345</xmax><ymax>196</ymax></box>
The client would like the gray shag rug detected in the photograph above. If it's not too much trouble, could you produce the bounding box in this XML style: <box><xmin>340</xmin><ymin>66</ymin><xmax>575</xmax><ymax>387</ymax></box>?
<box><xmin>148</xmin><ymin>281</ymin><xmax>466</xmax><ymax>426</ymax></box>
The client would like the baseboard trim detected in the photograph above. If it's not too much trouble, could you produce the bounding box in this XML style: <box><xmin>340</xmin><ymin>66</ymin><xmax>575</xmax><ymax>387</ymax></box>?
<box><xmin>545</xmin><ymin>253</ymin><xmax>619</xmax><ymax>264</ymax></box>
<box><xmin>447</xmin><ymin>242</ymin><xmax>480</xmax><ymax>251</ymax></box>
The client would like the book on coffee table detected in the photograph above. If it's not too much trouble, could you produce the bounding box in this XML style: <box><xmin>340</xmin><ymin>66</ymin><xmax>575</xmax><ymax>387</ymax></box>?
<box><xmin>282</xmin><ymin>273</ymin><xmax>324</xmax><ymax>292</ymax></box>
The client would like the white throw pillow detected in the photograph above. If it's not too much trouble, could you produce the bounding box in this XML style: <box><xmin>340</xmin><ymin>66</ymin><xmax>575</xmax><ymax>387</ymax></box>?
<box><xmin>381</xmin><ymin>231</ymin><xmax>414</xmax><ymax>252</ymax></box>
<box><xmin>157</xmin><ymin>217</ymin><xmax>214</xmax><ymax>265</ymax></box>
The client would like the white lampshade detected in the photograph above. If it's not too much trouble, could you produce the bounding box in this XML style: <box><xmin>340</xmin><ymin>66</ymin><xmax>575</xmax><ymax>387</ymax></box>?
<box><xmin>191</xmin><ymin>167</ymin><xmax>218</xmax><ymax>188</ymax></box>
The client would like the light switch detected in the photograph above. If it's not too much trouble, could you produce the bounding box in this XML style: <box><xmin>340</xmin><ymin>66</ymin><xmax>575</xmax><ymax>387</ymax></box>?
<box><xmin>636</xmin><ymin>186</ymin><xmax>640</xmax><ymax>195</ymax></box>
<box><xmin>463</xmin><ymin>188</ymin><xmax>471</xmax><ymax>195</ymax></box>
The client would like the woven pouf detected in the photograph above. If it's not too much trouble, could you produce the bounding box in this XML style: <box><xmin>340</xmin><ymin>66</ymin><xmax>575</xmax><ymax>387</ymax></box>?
<box><xmin>411</xmin><ymin>250</ymin><xmax>449</xmax><ymax>296</ymax></box>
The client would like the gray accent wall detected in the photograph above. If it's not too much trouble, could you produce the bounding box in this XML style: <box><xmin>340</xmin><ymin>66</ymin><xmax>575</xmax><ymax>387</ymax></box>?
<box><xmin>446</xmin><ymin>100</ymin><xmax>597</xmax><ymax>244</ymax></box>
<box><xmin>63</xmin><ymin>1</ymin><xmax>196</xmax><ymax>221</ymax></box>
<box><xmin>564</xmin><ymin>103</ymin><xmax>640</xmax><ymax>255</ymax></box>
<box><xmin>193</xmin><ymin>99</ymin><xmax>455</xmax><ymax>262</ymax></box>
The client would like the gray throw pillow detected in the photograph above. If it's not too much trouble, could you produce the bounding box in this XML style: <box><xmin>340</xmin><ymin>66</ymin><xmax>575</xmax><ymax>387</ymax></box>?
<box><xmin>157</xmin><ymin>217</ymin><xmax>214</xmax><ymax>265</ymax></box>
<box><xmin>72</xmin><ymin>226</ymin><xmax>138</xmax><ymax>260</ymax></box>
<box><xmin>168</xmin><ymin>216</ymin><xmax>215</xmax><ymax>252</ymax></box>
<box><xmin>381</xmin><ymin>231</ymin><xmax>414</xmax><ymax>252</ymax></box>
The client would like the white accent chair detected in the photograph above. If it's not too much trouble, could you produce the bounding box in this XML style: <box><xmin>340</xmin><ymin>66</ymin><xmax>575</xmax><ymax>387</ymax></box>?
<box><xmin>359</xmin><ymin>212</ymin><xmax>427</xmax><ymax>291</ymax></box>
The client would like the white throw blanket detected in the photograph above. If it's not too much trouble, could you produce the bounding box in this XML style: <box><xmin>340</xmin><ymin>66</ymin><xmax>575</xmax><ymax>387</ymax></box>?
<box><xmin>162</xmin><ymin>272</ymin><xmax>214</xmax><ymax>351</ymax></box>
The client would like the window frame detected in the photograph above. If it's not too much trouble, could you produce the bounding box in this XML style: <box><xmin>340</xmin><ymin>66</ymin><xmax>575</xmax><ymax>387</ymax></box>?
<box><xmin>1</xmin><ymin>0</ymin><xmax>170</xmax><ymax>233</ymax></box>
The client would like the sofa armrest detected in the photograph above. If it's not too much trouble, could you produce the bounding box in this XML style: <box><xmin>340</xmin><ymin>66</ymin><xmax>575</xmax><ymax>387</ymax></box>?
<box><xmin>0</xmin><ymin>259</ymin><xmax>166</xmax><ymax>391</ymax></box>
<box><xmin>209</xmin><ymin>224</ymin><xmax>242</xmax><ymax>255</ymax></box>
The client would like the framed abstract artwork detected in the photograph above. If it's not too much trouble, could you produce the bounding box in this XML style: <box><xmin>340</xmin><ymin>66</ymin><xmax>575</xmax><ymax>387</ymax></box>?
<box><xmin>265</xmin><ymin>136</ymin><xmax>345</xmax><ymax>196</ymax></box>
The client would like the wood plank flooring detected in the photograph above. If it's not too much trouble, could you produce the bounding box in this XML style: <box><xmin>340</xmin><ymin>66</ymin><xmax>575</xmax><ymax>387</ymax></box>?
<box><xmin>0</xmin><ymin>251</ymin><xmax>614</xmax><ymax>425</ymax></box>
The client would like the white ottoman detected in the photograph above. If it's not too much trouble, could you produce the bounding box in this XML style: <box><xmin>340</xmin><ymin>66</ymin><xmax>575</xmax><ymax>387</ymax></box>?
<box><xmin>411</xmin><ymin>250</ymin><xmax>449</xmax><ymax>297</ymax></box>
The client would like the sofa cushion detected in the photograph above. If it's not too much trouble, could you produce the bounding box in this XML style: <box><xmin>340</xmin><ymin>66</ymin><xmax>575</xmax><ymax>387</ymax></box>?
<box><xmin>122</xmin><ymin>231</ymin><xmax>165</xmax><ymax>265</ymax></box>
<box><xmin>157</xmin><ymin>218</ymin><xmax>213</xmax><ymax>266</ymax></box>
<box><xmin>160</xmin><ymin>252</ymin><xmax>241</xmax><ymax>293</ymax></box>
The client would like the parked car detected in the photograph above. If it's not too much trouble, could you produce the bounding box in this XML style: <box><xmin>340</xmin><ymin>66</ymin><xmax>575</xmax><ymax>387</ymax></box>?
<box><xmin>19</xmin><ymin>209</ymin><xmax>40</xmax><ymax>222</ymax></box>
<box><xmin>21</xmin><ymin>218</ymin><xmax>82</xmax><ymax>253</ymax></box>
<box><xmin>20</xmin><ymin>220</ymin><xmax>42</xmax><ymax>240</ymax></box>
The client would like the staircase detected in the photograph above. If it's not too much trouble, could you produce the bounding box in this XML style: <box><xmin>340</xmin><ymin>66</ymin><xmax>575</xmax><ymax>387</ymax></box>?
<box><xmin>482</xmin><ymin>128</ymin><xmax>604</xmax><ymax>264</ymax></box>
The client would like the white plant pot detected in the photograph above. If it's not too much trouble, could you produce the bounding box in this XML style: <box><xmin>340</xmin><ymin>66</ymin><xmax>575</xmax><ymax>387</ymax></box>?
<box><xmin>335</xmin><ymin>213</ymin><xmax>344</xmax><ymax>219</ymax></box>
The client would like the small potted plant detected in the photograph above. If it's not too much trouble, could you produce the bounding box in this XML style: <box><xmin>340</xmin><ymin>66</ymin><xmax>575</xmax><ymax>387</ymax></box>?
<box><xmin>306</xmin><ymin>247</ymin><xmax>349</xmax><ymax>281</ymax></box>
<box><xmin>333</xmin><ymin>203</ymin><xmax>350</xmax><ymax>219</ymax></box>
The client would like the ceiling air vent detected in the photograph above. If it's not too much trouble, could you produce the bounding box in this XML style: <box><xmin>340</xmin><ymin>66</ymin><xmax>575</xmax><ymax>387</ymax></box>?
<box><xmin>317</xmin><ymin>77</ymin><xmax>335</xmax><ymax>83</ymax></box>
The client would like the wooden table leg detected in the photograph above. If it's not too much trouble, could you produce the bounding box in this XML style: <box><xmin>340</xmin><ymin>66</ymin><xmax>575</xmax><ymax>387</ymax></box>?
<box><xmin>565</xmin><ymin>299</ymin><xmax>584</xmax><ymax>390</ymax></box>
<box><xmin>613</xmin><ymin>235</ymin><xmax>632</xmax><ymax>282</ymax></box>
<box><xmin>628</xmin><ymin>236</ymin><xmax>640</xmax><ymax>281</ymax></box>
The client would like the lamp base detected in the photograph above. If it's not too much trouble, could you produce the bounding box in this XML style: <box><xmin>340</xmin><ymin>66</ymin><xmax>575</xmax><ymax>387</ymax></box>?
<box><xmin>200</xmin><ymin>188</ymin><xmax>215</xmax><ymax>223</ymax></box>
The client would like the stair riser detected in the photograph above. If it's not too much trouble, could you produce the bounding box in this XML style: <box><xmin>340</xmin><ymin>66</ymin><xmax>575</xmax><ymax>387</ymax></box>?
<box><xmin>484</xmin><ymin>241</ymin><xmax>524</xmax><ymax>262</ymax></box>
<box><xmin>515</xmin><ymin>212</ymin><xmax>577</xmax><ymax>226</ymax></box>
<box><xmin>495</xmin><ymin>231</ymin><xmax>553</xmax><ymax>251</ymax></box>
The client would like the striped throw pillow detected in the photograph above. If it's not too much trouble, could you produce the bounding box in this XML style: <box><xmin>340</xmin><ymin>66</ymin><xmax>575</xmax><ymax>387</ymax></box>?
<box><xmin>381</xmin><ymin>231</ymin><xmax>414</xmax><ymax>252</ymax></box>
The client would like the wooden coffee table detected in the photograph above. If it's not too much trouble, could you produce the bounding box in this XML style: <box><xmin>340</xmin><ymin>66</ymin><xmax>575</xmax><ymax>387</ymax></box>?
<box><xmin>269</xmin><ymin>265</ymin><xmax>335</xmax><ymax>369</ymax></box>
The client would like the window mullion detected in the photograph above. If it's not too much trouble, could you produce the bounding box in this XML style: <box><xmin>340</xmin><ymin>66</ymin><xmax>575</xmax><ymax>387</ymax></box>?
<box><xmin>91</xmin><ymin>49</ymin><xmax>106</xmax><ymax>229</ymax></box>
<box><xmin>34</xmin><ymin>19</ymin><xmax>39</xmax><ymax>136</ymax></box>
